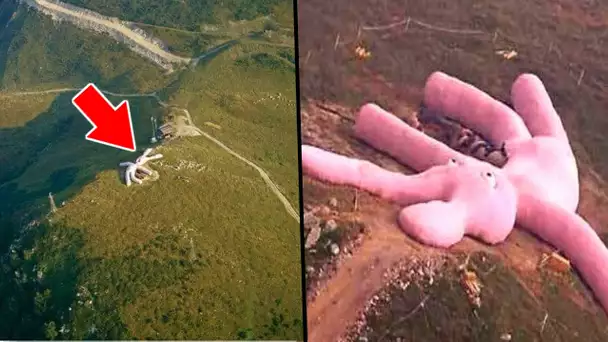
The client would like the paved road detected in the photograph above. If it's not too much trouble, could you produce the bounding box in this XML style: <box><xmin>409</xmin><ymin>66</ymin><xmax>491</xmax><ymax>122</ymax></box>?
<box><xmin>26</xmin><ymin>0</ymin><xmax>192</xmax><ymax>65</ymax></box>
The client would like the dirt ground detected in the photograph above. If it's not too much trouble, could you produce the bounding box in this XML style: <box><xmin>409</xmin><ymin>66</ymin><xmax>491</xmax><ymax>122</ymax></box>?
<box><xmin>297</xmin><ymin>0</ymin><xmax>608</xmax><ymax>341</ymax></box>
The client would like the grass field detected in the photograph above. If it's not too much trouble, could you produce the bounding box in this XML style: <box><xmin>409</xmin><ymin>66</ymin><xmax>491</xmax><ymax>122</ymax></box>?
<box><xmin>0</xmin><ymin>0</ymin><xmax>301</xmax><ymax>340</ymax></box>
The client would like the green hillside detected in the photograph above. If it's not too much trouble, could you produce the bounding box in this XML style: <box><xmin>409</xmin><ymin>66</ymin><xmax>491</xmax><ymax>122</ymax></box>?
<box><xmin>0</xmin><ymin>1</ymin><xmax>302</xmax><ymax>340</ymax></box>
<box><xmin>61</xmin><ymin>0</ymin><xmax>294</xmax><ymax>28</ymax></box>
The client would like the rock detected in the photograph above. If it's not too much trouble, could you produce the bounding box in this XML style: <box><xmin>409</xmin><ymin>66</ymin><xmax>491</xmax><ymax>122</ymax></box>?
<box><xmin>358</xmin><ymin>337</ymin><xmax>369</xmax><ymax>342</ymax></box>
<box><xmin>305</xmin><ymin>225</ymin><xmax>321</xmax><ymax>249</ymax></box>
<box><xmin>306</xmin><ymin>266</ymin><xmax>315</xmax><ymax>274</ymax></box>
<box><xmin>304</xmin><ymin>211</ymin><xmax>321</xmax><ymax>229</ymax></box>
<box><xmin>319</xmin><ymin>205</ymin><xmax>331</xmax><ymax>216</ymax></box>
<box><xmin>500</xmin><ymin>333</ymin><xmax>512</xmax><ymax>341</ymax></box>
<box><xmin>324</xmin><ymin>219</ymin><xmax>338</xmax><ymax>232</ymax></box>
<box><xmin>330</xmin><ymin>243</ymin><xmax>340</xmax><ymax>256</ymax></box>
<box><xmin>329</xmin><ymin>197</ymin><xmax>338</xmax><ymax>208</ymax></box>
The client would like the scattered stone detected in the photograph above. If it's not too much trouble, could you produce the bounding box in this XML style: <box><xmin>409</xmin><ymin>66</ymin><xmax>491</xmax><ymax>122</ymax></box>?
<box><xmin>357</xmin><ymin>336</ymin><xmax>369</xmax><ymax>342</ymax></box>
<box><xmin>329</xmin><ymin>197</ymin><xmax>338</xmax><ymax>208</ymax></box>
<box><xmin>324</xmin><ymin>219</ymin><xmax>338</xmax><ymax>232</ymax></box>
<box><xmin>319</xmin><ymin>205</ymin><xmax>331</xmax><ymax>216</ymax></box>
<box><xmin>304</xmin><ymin>211</ymin><xmax>321</xmax><ymax>229</ymax></box>
<box><xmin>500</xmin><ymin>332</ymin><xmax>512</xmax><ymax>341</ymax></box>
<box><xmin>306</xmin><ymin>266</ymin><xmax>315</xmax><ymax>274</ymax></box>
<box><xmin>330</xmin><ymin>243</ymin><xmax>340</xmax><ymax>256</ymax></box>
<box><xmin>305</xmin><ymin>225</ymin><xmax>322</xmax><ymax>249</ymax></box>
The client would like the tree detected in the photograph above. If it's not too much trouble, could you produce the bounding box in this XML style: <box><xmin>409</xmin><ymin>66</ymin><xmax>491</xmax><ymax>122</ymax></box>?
<box><xmin>44</xmin><ymin>321</ymin><xmax>58</xmax><ymax>340</ymax></box>
<box><xmin>34</xmin><ymin>289</ymin><xmax>52</xmax><ymax>315</ymax></box>
<box><xmin>263</xmin><ymin>19</ymin><xmax>279</xmax><ymax>32</ymax></box>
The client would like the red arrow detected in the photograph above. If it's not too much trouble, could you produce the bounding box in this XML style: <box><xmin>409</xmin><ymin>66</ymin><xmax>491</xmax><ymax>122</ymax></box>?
<box><xmin>71</xmin><ymin>83</ymin><xmax>136</xmax><ymax>152</ymax></box>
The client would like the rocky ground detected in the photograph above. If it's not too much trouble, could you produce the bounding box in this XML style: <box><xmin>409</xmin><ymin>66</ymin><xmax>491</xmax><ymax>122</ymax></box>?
<box><xmin>303</xmin><ymin>192</ymin><xmax>369</xmax><ymax>302</ymax></box>
<box><xmin>344</xmin><ymin>251</ymin><xmax>608</xmax><ymax>342</ymax></box>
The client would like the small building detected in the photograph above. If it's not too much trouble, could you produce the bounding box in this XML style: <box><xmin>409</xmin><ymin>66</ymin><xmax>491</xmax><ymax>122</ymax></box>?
<box><xmin>157</xmin><ymin>123</ymin><xmax>175</xmax><ymax>140</ymax></box>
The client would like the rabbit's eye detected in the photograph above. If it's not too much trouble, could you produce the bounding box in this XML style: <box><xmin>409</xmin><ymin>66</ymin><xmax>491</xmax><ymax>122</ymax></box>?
<box><xmin>482</xmin><ymin>171</ymin><xmax>497</xmax><ymax>189</ymax></box>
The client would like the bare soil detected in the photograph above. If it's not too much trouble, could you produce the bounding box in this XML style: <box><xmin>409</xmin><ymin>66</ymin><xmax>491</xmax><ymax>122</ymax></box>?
<box><xmin>297</xmin><ymin>0</ymin><xmax>608</xmax><ymax>341</ymax></box>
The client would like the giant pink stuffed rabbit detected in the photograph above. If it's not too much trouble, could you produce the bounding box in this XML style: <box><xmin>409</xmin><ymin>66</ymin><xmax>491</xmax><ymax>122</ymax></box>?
<box><xmin>301</xmin><ymin>71</ymin><xmax>608</xmax><ymax>315</ymax></box>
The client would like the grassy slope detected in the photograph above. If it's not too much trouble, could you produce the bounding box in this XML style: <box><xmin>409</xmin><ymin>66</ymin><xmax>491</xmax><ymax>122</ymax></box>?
<box><xmin>0</xmin><ymin>94</ymin><xmax>56</xmax><ymax>128</ymax></box>
<box><xmin>0</xmin><ymin>2</ymin><xmax>302</xmax><ymax>340</ymax></box>
<box><xmin>162</xmin><ymin>41</ymin><xmax>299</xmax><ymax>207</ymax></box>
<box><xmin>61</xmin><ymin>0</ymin><xmax>289</xmax><ymax>28</ymax></box>
<box><xmin>0</xmin><ymin>8</ymin><xmax>171</xmax><ymax>92</ymax></box>
<box><xmin>139</xmin><ymin>28</ymin><xmax>230</xmax><ymax>58</ymax></box>
<box><xmin>50</xmin><ymin>138</ymin><xmax>302</xmax><ymax>340</ymax></box>
<box><xmin>0</xmin><ymin>6</ymin><xmax>171</xmax><ymax>199</ymax></box>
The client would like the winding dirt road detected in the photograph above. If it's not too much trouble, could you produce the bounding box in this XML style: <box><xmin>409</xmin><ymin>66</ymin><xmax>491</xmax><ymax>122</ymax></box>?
<box><xmin>307</xmin><ymin>209</ymin><xmax>425</xmax><ymax>342</ymax></box>
<box><xmin>0</xmin><ymin>87</ymin><xmax>300</xmax><ymax>224</ymax></box>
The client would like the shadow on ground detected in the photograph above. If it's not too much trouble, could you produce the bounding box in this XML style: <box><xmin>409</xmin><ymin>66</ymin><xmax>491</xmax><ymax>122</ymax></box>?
<box><xmin>0</xmin><ymin>91</ymin><xmax>161</xmax><ymax>252</ymax></box>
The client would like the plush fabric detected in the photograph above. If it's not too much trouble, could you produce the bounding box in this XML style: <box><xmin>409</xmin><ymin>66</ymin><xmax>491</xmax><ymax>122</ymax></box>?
<box><xmin>119</xmin><ymin>148</ymin><xmax>163</xmax><ymax>186</ymax></box>
<box><xmin>301</xmin><ymin>71</ymin><xmax>608</xmax><ymax>314</ymax></box>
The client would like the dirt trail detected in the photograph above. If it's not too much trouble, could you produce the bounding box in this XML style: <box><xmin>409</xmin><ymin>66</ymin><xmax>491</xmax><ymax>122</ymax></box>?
<box><xmin>307</xmin><ymin>207</ymin><xmax>426</xmax><ymax>341</ymax></box>
<box><xmin>191</xmin><ymin>124</ymin><xmax>300</xmax><ymax>223</ymax></box>
<box><xmin>0</xmin><ymin>87</ymin><xmax>300</xmax><ymax>223</ymax></box>
<box><xmin>154</xmin><ymin>95</ymin><xmax>302</xmax><ymax>223</ymax></box>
